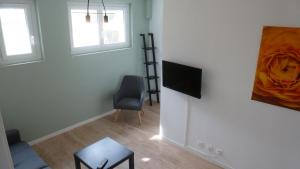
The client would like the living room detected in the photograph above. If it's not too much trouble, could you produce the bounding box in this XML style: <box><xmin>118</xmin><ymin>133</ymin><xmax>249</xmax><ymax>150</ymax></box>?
<box><xmin>1</xmin><ymin>0</ymin><xmax>300</xmax><ymax>169</ymax></box>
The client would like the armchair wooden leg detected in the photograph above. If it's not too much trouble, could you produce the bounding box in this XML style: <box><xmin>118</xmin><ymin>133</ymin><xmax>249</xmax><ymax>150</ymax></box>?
<box><xmin>114</xmin><ymin>109</ymin><xmax>120</xmax><ymax>122</ymax></box>
<box><xmin>141</xmin><ymin>109</ymin><xmax>145</xmax><ymax>116</ymax></box>
<box><xmin>138</xmin><ymin>111</ymin><xmax>142</xmax><ymax>125</ymax></box>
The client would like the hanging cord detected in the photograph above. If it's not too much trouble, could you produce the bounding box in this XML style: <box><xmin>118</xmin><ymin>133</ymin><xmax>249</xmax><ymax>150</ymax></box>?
<box><xmin>102</xmin><ymin>0</ymin><xmax>106</xmax><ymax>15</ymax></box>
<box><xmin>87</xmin><ymin>0</ymin><xmax>90</xmax><ymax>14</ymax></box>
<box><xmin>86</xmin><ymin>0</ymin><xmax>108</xmax><ymax>23</ymax></box>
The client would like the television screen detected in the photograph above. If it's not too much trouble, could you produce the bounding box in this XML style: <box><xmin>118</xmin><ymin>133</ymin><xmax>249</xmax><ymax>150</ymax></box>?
<box><xmin>162</xmin><ymin>60</ymin><xmax>202</xmax><ymax>99</ymax></box>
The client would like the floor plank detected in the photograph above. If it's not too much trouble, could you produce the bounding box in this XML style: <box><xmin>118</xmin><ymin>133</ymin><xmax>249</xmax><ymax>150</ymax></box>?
<box><xmin>32</xmin><ymin>102</ymin><xmax>222</xmax><ymax>169</ymax></box>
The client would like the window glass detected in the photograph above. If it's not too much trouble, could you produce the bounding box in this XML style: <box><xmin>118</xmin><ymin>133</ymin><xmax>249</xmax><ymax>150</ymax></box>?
<box><xmin>71</xmin><ymin>9</ymin><xmax>100</xmax><ymax>48</ymax></box>
<box><xmin>102</xmin><ymin>10</ymin><xmax>126</xmax><ymax>45</ymax></box>
<box><xmin>0</xmin><ymin>8</ymin><xmax>32</xmax><ymax>56</ymax></box>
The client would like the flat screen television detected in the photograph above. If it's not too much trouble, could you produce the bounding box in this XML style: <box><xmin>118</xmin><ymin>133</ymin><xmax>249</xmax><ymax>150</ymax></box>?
<box><xmin>162</xmin><ymin>60</ymin><xmax>202</xmax><ymax>99</ymax></box>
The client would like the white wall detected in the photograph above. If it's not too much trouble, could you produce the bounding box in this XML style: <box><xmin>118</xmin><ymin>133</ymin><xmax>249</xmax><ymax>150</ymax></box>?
<box><xmin>149</xmin><ymin>0</ymin><xmax>164</xmax><ymax>63</ymax></box>
<box><xmin>0</xmin><ymin>112</ymin><xmax>13</xmax><ymax>169</ymax></box>
<box><xmin>161</xmin><ymin>0</ymin><xmax>300</xmax><ymax>169</ymax></box>
<box><xmin>149</xmin><ymin>0</ymin><xmax>164</xmax><ymax>92</ymax></box>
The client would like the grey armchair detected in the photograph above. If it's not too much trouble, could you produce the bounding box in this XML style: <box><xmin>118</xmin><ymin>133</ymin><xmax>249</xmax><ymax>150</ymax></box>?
<box><xmin>113</xmin><ymin>75</ymin><xmax>145</xmax><ymax>124</ymax></box>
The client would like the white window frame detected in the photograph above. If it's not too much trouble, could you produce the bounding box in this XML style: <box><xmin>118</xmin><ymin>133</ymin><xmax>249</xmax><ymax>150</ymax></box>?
<box><xmin>0</xmin><ymin>0</ymin><xmax>43</xmax><ymax>66</ymax></box>
<box><xmin>68</xmin><ymin>2</ymin><xmax>131</xmax><ymax>55</ymax></box>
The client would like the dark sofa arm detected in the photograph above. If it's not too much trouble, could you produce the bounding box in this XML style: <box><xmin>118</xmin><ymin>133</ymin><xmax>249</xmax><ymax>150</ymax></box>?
<box><xmin>6</xmin><ymin>129</ymin><xmax>21</xmax><ymax>146</ymax></box>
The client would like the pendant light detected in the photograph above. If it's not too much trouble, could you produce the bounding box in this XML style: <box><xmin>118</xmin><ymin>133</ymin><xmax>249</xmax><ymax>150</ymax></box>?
<box><xmin>102</xmin><ymin>0</ymin><xmax>108</xmax><ymax>23</ymax></box>
<box><xmin>86</xmin><ymin>0</ymin><xmax>109</xmax><ymax>23</ymax></box>
<box><xmin>86</xmin><ymin>0</ymin><xmax>91</xmax><ymax>22</ymax></box>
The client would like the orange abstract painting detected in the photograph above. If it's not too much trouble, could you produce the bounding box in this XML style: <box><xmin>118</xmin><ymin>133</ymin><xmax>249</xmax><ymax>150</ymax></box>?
<box><xmin>252</xmin><ymin>26</ymin><xmax>300</xmax><ymax>111</ymax></box>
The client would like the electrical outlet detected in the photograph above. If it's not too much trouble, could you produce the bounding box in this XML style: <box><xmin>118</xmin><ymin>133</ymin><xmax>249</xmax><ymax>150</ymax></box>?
<box><xmin>197</xmin><ymin>141</ymin><xmax>206</xmax><ymax>148</ymax></box>
<box><xmin>216</xmin><ymin>148</ymin><xmax>224</xmax><ymax>156</ymax></box>
<box><xmin>207</xmin><ymin>144</ymin><xmax>214</xmax><ymax>153</ymax></box>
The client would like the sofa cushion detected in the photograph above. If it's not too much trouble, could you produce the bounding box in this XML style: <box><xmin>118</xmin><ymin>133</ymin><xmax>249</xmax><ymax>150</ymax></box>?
<box><xmin>10</xmin><ymin>142</ymin><xmax>48</xmax><ymax>169</ymax></box>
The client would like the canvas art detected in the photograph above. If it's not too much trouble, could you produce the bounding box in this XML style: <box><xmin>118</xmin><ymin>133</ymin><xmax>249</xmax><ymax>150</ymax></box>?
<box><xmin>252</xmin><ymin>26</ymin><xmax>300</xmax><ymax>111</ymax></box>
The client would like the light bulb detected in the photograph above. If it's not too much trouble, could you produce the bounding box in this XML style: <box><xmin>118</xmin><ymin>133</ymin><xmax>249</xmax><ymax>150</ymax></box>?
<box><xmin>86</xmin><ymin>14</ymin><xmax>91</xmax><ymax>23</ymax></box>
<box><xmin>104</xmin><ymin>14</ymin><xmax>108</xmax><ymax>23</ymax></box>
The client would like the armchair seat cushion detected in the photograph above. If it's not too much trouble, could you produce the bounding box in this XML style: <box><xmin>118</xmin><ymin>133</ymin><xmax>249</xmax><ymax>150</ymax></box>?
<box><xmin>114</xmin><ymin>97</ymin><xmax>141</xmax><ymax>110</ymax></box>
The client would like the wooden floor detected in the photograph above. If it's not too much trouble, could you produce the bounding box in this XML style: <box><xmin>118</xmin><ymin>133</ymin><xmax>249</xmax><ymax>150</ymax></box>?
<box><xmin>33</xmin><ymin>102</ymin><xmax>222</xmax><ymax>169</ymax></box>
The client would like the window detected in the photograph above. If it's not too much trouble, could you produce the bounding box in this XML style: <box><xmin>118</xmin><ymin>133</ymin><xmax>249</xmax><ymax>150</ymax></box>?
<box><xmin>0</xmin><ymin>0</ymin><xmax>43</xmax><ymax>66</ymax></box>
<box><xmin>68</xmin><ymin>3</ymin><xmax>130</xmax><ymax>55</ymax></box>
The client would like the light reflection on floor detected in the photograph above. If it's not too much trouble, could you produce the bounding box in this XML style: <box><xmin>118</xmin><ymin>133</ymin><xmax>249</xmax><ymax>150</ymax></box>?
<box><xmin>141</xmin><ymin>157</ymin><xmax>151</xmax><ymax>162</ymax></box>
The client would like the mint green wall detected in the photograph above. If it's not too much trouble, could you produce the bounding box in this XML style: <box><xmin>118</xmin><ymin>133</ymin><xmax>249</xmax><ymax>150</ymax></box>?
<box><xmin>0</xmin><ymin>0</ymin><xmax>149</xmax><ymax>141</ymax></box>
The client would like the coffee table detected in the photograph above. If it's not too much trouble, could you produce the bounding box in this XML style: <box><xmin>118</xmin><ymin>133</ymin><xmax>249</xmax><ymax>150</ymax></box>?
<box><xmin>74</xmin><ymin>137</ymin><xmax>134</xmax><ymax>169</ymax></box>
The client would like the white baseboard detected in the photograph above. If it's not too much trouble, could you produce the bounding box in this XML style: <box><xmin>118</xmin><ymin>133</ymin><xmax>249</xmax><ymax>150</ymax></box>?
<box><xmin>29</xmin><ymin>110</ymin><xmax>116</xmax><ymax>145</ymax></box>
<box><xmin>186</xmin><ymin>146</ymin><xmax>235</xmax><ymax>169</ymax></box>
<box><xmin>163</xmin><ymin>136</ymin><xmax>234</xmax><ymax>169</ymax></box>
<box><xmin>163</xmin><ymin>135</ymin><xmax>185</xmax><ymax>147</ymax></box>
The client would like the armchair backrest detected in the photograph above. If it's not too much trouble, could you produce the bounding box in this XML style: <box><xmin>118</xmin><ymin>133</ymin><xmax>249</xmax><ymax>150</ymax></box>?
<box><xmin>119</xmin><ymin>75</ymin><xmax>145</xmax><ymax>98</ymax></box>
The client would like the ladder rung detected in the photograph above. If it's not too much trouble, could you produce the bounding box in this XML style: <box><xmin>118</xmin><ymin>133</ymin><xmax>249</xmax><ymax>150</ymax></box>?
<box><xmin>144</xmin><ymin>62</ymin><xmax>158</xmax><ymax>65</ymax></box>
<box><xmin>143</xmin><ymin>47</ymin><xmax>156</xmax><ymax>50</ymax></box>
<box><xmin>148</xmin><ymin>90</ymin><xmax>160</xmax><ymax>94</ymax></box>
<box><xmin>145</xmin><ymin>76</ymin><xmax>159</xmax><ymax>80</ymax></box>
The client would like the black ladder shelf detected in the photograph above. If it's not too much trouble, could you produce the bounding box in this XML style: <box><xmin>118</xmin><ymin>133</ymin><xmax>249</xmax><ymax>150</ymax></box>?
<box><xmin>140</xmin><ymin>33</ymin><xmax>160</xmax><ymax>106</ymax></box>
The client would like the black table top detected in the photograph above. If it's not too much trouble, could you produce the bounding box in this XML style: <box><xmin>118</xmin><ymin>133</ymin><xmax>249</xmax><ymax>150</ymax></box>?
<box><xmin>74</xmin><ymin>137</ymin><xmax>134</xmax><ymax>169</ymax></box>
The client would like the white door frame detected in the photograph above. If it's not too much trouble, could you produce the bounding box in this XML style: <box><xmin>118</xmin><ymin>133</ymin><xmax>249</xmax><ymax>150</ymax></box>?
<box><xmin>0</xmin><ymin>111</ymin><xmax>14</xmax><ymax>169</ymax></box>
